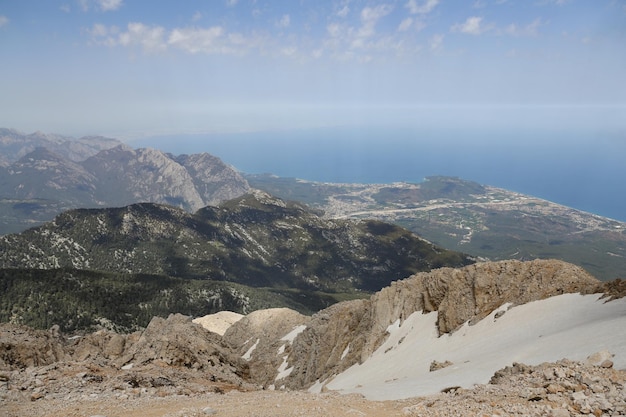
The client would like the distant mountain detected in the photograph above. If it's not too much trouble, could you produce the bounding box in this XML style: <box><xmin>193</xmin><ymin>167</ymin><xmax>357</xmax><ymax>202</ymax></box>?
<box><xmin>0</xmin><ymin>191</ymin><xmax>472</xmax><ymax>331</ymax></box>
<box><xmin>248</xmin><ymin>175</ymin><xmax>626</xmax><ymax>281</ymax></box>
<box><xmin>0</xmin><ymin>131</ymin><xmax>251</xmax><ymax>234</ymax></box>
<box><xmin>0</xmin><ymin>128</ymin><xmax>122</xmax><ymax>164</ymax></box>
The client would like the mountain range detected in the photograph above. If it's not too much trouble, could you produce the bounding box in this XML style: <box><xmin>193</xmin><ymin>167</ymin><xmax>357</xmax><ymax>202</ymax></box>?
<box><xmin>0</xmin><ymin>129</ymin><xmax>249</xmax><ymax>234</ymax></box>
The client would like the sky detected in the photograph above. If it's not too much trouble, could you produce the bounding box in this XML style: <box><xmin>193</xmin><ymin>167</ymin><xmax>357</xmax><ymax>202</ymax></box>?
<box><xmin>1</xmin><ymin>0</ymin><xmax>625</xmax><ymax>138</ymax></box>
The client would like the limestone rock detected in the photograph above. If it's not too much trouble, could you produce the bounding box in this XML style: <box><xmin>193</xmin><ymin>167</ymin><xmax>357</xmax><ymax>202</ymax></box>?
<box><xmin>223</xmin><ymin>308</ymin><xmax>309</xmax><ymax>387</ymax></box>
<box><xmin>0</xmin><ymin>323</ymin><xmax>65</xmax><ymax>369</ymax></box>
<box><xmin>193</xmin><ymin>311</ymin><xmax>244</xmax><ymax>336</ymax></box>
<box><xmin>117</xmin><ymin>314</ymin><xmax>248</xmax><ymax>385</ymax></box>
<box><xmin>279</xmin><ymin>259</ymin><xmax>602</xmax><ymax>390</ymax></box>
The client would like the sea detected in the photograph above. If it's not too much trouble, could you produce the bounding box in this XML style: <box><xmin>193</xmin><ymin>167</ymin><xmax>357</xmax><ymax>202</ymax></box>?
<box><xmin>132</xmin><ymin>127</ymin><xmax>626</xmax><ymax>223</ymax></box>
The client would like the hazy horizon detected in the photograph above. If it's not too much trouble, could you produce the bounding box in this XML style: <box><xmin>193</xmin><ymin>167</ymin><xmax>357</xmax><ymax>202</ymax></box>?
<box><xmin>1</xmin><ymin>1</ymin><xmax>625</xmax><ymax>137</ymax></box>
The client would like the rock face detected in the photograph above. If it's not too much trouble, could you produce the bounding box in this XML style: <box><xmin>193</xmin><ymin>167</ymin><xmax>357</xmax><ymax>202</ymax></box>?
<box><xmin>84</xmin><ymin>146</ymin><xmax>250</xmax><ymax>212</ymax></box>
<box><xmin>116</xmin><ymin>314</ymin><xmax>248</xmax><ymax>383</ymax></box>
<box><xmin>86</xmin><ymin>146</ymin><xmax>206</xmax><ymax>212</ymax></box>
<box><xmin>250</xmin><ymin>259</ymin><xmax>603</xmax><ymax>390</ymax></box>
<box><xmin>223</xmin><ymin>308</ymin><xmax>310</xmax><ymax>388</ymax></box>
<box><xmin>0</xmin><ymin>324</ymin><xmax>66</xmax><ymax>368</ymax></box>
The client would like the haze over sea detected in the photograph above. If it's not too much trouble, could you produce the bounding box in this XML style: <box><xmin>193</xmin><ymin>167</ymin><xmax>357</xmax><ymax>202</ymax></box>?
<box><xmin>133</xmin><ymin>126</ymin><xmax>626</xmax><ymax>223</ymax></box>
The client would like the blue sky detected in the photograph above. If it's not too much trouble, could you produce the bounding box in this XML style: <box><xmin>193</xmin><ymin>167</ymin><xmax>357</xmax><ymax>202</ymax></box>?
<box><xmin>0</xmin><ymin>0</ymin><xmax>625</xmax><ymax>138</ymax></box>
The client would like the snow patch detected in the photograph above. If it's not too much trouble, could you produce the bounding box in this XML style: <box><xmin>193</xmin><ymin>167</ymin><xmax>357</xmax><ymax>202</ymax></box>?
<box><xmin>326</xmin><ymin>293</ymin><xmax>626</xmax><ymax>400</ymax></box>
<box><xmin>275</xmin><ymin>355</ymin><xmax>294</xmax><ymax>380</ymax></box>
<box><xmin>242</xmin><ymin>338</ymin><xmax>260</xmax><ymax>361</ymax></box>
<box><xmin>281</xmin><ymin>324</ymin><xmax>307</xmax><ymax>343</ymax></box>
<box><xmin>341</xmin><ymin>344</ymin><xmax>350</xmax><ymax>360</ymax></box>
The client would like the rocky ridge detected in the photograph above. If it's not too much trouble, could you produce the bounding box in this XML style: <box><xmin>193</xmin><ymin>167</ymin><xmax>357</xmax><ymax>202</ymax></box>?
<box><xmin>234</xmin><ymin>259</ymin><xmax>603</xmax><ymax>391</ymax></box>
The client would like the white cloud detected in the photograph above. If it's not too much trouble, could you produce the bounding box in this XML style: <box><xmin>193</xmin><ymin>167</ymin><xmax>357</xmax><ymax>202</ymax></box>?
<box><xmin>281</xmin><ymin>46</ymin><xmax>297</xmax><ymax>56</ymax></box>
<box><xmin>96</xmin><ymin>0</ymin><xmax>123</xmax><ymax>11</ymax></box>
<box><xmin>452</xmin><ymin>16</ymin><xmax>485</xmax><ymax>35</ymax></box>
<box><xmin>0</xmin><ymin>15</ymin><xmax>8</xmax><ymax>28</ymax></box>
<box><xmin>337</xmin><ymin>5</ymin><xmax>350</xmax><ymax>18</ymax></box>
<box><xmin>398</xmin><ymin>17</ymin><xmax>413</xmax><ymax>32</ymax></box>
<box><xmin>327</xmin><ymin>23</ymin><xmax>342</xmax><ymax>38</ymax></box>
<box><xmin>357</xmin><ymin>4</ymin><xmax>393</xmax><ymax>40</ymax></box>
<box><xmin>90</xmin><ymin>23</ymin><xmax>109</xmax><ymax>37</ymax></box>
<box><xmin>406</xmin><ymin>0</ymin><xmax>440</xmax><ymax>15</ymax></box>
<box><xmin>226</xmin><ymin>0</ymin><xmax>238</xmax><ymax>6</ymax></box>
<box><xmin>430</xmin><ymin>33</ymin><xmax>444</xmax><ymax>50</ymax></box>
<box><xmin>119</xmin><ymin>23</ymin><xmax>167</xmax><ymax>53</ymax></box>
<box><xmin>96</xmin><ymin>23</ymin><xmax>268</xmax><ymax>56</ymax></box>
<box><xmin>192</xmin><ymin>11</ymin><xmax>203</xmax><ymax>22</ymax></box>
<box><xmin>277</xmin><ymin>14</ymin><xmax>290</xmax><ymax>28</ymax></box>
<box><xmin>60</xmin><ymin>4</ymin><xmax>71</xmax><ymax>13</ymax></box>
<box><xmin>505</xmin><ymin>18</ymin><xmax>542</xmax><ymax>37</ymax></box>
<box><xmin>168</xmin><ymin>26</ymin><xmax>225</xmax><ymax>54</ymax></box>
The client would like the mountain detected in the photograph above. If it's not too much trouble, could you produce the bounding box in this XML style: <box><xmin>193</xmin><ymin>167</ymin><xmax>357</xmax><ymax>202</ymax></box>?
<box><xmin>84</xmin><ymin>145</ymin><xmax>207</xmax><ymax>211</ymax></box>
<box><xmin>248</xmin><ymin>174</ymin><xmax>626</xmax><ymax>281</ymax></box>
<box><xmin>0</xmin><ymin>128</ymin><xmax>122</xmax><ymax>164</ymax></box>
<box><xmin>0</xmin><ymin>140</ymin><xmax>250</xmax><ymax>234</ymax></box>
<box><xmin>0</xmin><ymin>191</ymin><xmax>472</xmax><ymax>331</ymax></box>
<box><xmin>1</xmin><ymin>147</ymin><xmax>98</xmax><ymax>204</ymax></box>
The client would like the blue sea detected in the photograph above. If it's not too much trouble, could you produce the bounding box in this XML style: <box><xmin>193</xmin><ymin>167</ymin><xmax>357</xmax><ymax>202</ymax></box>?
<box><xmin>134</xmin><ymin>127</ymin><xmax>626</xmax><ymax>222</ymax></box>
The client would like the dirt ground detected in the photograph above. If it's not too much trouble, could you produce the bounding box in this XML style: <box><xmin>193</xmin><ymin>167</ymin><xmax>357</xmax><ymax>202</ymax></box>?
<box><xmin>2</xmin><ymin>389</ymin><xmax>412</xmax><ymax>417</ymax></box>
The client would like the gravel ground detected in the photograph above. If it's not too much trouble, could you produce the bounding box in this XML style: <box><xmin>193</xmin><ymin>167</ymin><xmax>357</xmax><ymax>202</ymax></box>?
<box><xmin>2</xmin><ymin>358</ymin><xmax>624</xmax><ymax>417</ymax></box>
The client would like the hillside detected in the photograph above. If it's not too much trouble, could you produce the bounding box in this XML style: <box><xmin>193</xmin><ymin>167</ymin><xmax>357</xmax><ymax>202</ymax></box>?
<box><xmin>0</xmin><ymin>191</ymin><xmax>472</xmax><ymax>331</ymax></box>
<box><xmin>248</xmin><ymin>174</ymin><xmax>626</xmax><ymax>281</ymax></box>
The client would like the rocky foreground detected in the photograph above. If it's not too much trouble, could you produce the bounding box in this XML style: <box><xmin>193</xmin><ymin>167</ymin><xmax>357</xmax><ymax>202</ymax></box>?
<box><xmin>1</xmin><ymin>352</ymin><xmax>625</xmax><ymax>417</ymax></box>
<box><xmin>1</xmin><ymin>259</ymin><xmax>626</xmax><ymax>416</ymax></box>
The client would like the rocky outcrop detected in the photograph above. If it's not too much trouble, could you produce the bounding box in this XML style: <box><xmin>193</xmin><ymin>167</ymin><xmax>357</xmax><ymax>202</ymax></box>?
<box><xmin>367</xmin><ymin>258</ymin><xmax>602</xmax><ymax>338</ymax></box>
<box><xmin>0</xmin><ymin>324</ymin><xmax>66</xmax><ymax>369</ymax></box>
<box><xmin>116</xmin><ymin>314</ymin><xmax>248</xmax><ymax>382</ymax></box>
<box><xmin>278</xmin><ymin>259</ymin><xmax>603</xmax><ymax>389</ymax></box>
<box><xmin>223</xmin><ymin>308</ymin><xmax>310</xmax><ymax>387</ymax></box>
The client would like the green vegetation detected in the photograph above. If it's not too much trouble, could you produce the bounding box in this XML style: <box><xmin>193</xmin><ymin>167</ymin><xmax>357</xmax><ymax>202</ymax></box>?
<box><xmin>0</xmin><ymin>268</ymin><xmax>369</xmax><ymax>332</ymax></box>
